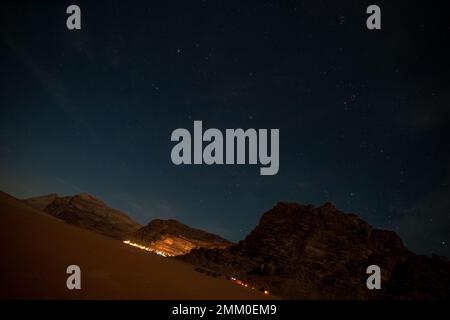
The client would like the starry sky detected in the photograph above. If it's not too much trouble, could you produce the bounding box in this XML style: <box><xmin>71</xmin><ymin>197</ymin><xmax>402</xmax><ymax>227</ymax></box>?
<box><xmin>1</xmin><ymin>0</ymin><xmax>449</xmax><ymax>256</ymax></box>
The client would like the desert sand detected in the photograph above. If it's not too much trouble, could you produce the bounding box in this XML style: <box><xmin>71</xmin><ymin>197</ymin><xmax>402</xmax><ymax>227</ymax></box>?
<box><xmin>0</xmin><ymin>191</ymin><xmax>271</xmax><ymax>300</ymax></box>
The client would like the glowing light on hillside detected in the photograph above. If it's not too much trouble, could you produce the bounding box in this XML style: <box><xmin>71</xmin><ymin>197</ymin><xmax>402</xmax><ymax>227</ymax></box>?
<box><xmin>229</xmin><ymin>276</ymin><xmax>269</xmax><ymax>296</ymax></box>
<box><xmin>123</xmin><ymin>240</ymin><xmax>173</xmax><ymax>257</ymax></box>
<box><xmin>123</xmin><ymin>240</ymin><xmax>270</xmax><ymax>296</ymax></box>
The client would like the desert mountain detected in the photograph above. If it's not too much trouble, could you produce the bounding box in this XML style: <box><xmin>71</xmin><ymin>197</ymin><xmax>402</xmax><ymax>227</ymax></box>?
<box><xmin>23</xmin><ymin>193</ymin><xmax>141</xmax><ymax>240</ymax></box>
<box><xmin>179</xmin><ymin>202</ymin><xmax>450</xmax><ymax>299</ymax></box>
<box><xmin>127</xmin><ymin>219</ymin><xmax>233</xmax><ymax>256</ymax></box>
<box><xmin>22</xmin><ymin>193</ymin><xmax>58</xmax><ymax>211</ymax></box>
<box><xmin>0</xmin><ymin>191</ymin><xmax>267</xmax><ymax>299</ymax></box>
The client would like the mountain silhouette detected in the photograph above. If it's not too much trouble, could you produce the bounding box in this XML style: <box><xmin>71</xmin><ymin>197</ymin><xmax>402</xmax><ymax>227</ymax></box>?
<box><xmin>179</xmin><ymin>202</ymin><xmax>450</xmax><ymax>299</ymax></box>
<box><xmin>23</xmin><ymin>193</ymin><xmax>141</xmax><ymax>239</ymax></box>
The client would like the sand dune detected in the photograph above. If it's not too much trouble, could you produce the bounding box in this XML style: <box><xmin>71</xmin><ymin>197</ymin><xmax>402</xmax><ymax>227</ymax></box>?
<box><xmin>0</xmin><ymin>191</ymin><xmax>270</xmax><ymax>300</ymax></box>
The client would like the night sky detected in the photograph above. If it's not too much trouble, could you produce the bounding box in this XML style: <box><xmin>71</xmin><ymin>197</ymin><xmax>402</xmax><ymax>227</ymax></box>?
<box><xmin>1</xmin><ymin>1</ymin><xmax>449</xmax><ymax>256</ymax></box>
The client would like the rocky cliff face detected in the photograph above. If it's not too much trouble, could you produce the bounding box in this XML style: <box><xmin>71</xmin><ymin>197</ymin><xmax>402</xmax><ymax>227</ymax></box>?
<box><xmin>23</xmin><ymin>193</ymin><xmax>58</xmax><ymax>211</ymax></box>
<box><xmin>179</xmin><ymin>202</ymin><xmax>450</xmax><ymax>299</ymax></box>
<box><xmin>128</xmin><ymin>219</ymin><xmax>233</xmax><ymax>256</ymax></box>
<box><xmin>23</xmin><ymin>193</ymin><xmax>141</xmax><ymax>239</ymax></box>
<box><xmin>386</xmin><ymin>254</ymin><xmax>450</xmax><ymax>299</ymax></box>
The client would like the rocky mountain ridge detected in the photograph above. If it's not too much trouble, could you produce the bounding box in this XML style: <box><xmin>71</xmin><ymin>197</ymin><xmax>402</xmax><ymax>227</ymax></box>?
<box><xmin>23</xmin><ymin>193</ymin><xmax>141</xmax><ymax>239</ymax></box>
<box><xmin>179</xmin><ymin>202</ymin><xmax>450</xmax><ymax>299</ymax></box>
<box><xmin>127</xmin><ymin>218</ymin><xmax>233</xmax><ymax>256</ymax></box>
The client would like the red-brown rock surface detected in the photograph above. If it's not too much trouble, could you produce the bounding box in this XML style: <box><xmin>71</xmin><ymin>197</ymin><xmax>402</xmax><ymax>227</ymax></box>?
<box><xmin>128</xmin><ymin>219</ymin><xmax>233</xmax><ymax>256</ymax></box>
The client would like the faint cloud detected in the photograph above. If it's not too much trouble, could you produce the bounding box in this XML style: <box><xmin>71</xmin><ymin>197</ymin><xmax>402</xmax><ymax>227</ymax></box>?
<box><xmin>156</xmin><ymin>203</ymin><xmax>177</xmax><ymax>215</ymax></box>
<box><xmin>1</xmin><ymin>34</ymin><xmax>101</xmax><ymax>143</ymax></box>
<box><xmin>55</xmin><ymin>177</ymin><xmax>83</xmax><ymax>193</ymax></box>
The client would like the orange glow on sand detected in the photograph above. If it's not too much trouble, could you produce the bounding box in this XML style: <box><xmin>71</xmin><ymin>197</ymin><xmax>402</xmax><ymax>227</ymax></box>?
<box><xmin>123</xmin><ymin>240</ymin><xmax>270</xmax><ymax>296</ymax></box>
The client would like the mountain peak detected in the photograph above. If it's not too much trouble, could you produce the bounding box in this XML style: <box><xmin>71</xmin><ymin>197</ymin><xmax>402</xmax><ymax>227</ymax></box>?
<box><xmin>73</xmin><ymin>192</ymin><xmax>102</xmax><ymax>202</ymax></box>
<box><xmin>321</xmin><ymin>201</ymin><xmax>337</xmax><ymax>211</ymax></box>
<box><xmin>22</xmin><ymin>193</ymin><xmax>141</xmax><ymax>239</ymax></box>
<box><xmin>179</xmin><ymin>200</ymin><xmax>450</xmax><ymax>299</ymax></box>
<box><xmin>128</xmin><ymin>218</ymin><xmax>233</xmax><ymax>256</ymax></box>
<box><xmin>22</xmin><ymin>193</ymin><xmax>59</xmax><ymax>211</ymax></box>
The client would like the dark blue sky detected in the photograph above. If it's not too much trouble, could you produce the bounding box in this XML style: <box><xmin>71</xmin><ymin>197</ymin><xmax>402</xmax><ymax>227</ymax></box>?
<box><xmin>1</xmin><ymin>0</ymin><xmax>449</xmax><ymax>255</ymax></box>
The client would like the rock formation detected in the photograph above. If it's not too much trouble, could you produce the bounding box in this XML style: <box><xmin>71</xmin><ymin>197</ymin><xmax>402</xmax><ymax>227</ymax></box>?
<box><xmin>179</xmin><ymin>202</ymin><xmax>450</xmax><ymax>299</ymax></box>
<box><xmin>23</xmin><ymin>193</ymin><xmax>141</xmax><ymax>239</ymax></box>
<box><xmin>127</xmin><ymin>219</ymin><xmax>233</xmax><ymax>256</ymax></box>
